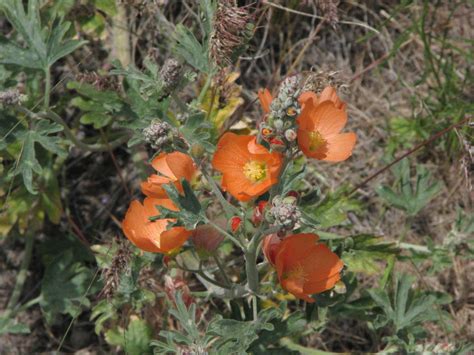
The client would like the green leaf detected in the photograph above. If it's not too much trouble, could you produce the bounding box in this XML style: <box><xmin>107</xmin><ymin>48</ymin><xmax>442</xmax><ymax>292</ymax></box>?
<box><xmin>173</xmin><ymin>24</ymin><xmax>209</xmax><ymax>72</ymax></box>
<box><xmin>39</xmin><ymin>167</ymin><xmax>63</xmax><ymax>223</ymax></box>
<box><xmin>376</xmin><ymin>159</ymin><xmax>442</xmax><ymax>216</ymax></box>
<box><xmin>68</xmin><ymin>81</ymin><xmax>123</xmax><ymax>129</ymax></box>
<box><xmin>0</xmin><ymin>315</ymin><xmax>30</xmax><ymax>335</ymax></box>
<box><xmin>106</xmin><ymin>317</ymin><xmax>153</xmax><ymax>355</ymax></box>
<box><xmin>280</xmin><ymin>338</ymin><xmax>340</xmax><ymax>355</ymax></box>
<box><xmin>342</xmin><ymin>234</ymin><xmax>399</xmax><ymax>275</ymax></box>
<box><xmin>367</xmin><ymin>273</ymin><xmax>448</xmax><ymax>336</ymax></box>
<box><xmin>0</xmin><ymin>0</ymin><xmax>86</xmax><ymax>70</ymax></box>
<box><xmin>40</xmin><ymin>249</ymin><xmax>97</xmax><ymax>324</ymax></box>
<box><xmin>13</xmin><ymin>119</ymin><xmax>67</xmax><ymax>194</ymax></box>
<box><xmin>302</xmin><ymin>189</ymin><xmax>360</xmax><ymax>228</ymax></box>
<box><xmin>207</xmin><ymin>309</ymin><xmax>277</xmax><ymax>354</ymax></box>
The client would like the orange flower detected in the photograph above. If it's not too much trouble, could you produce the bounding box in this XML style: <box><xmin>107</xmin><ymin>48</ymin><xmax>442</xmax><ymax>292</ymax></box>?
<box><xmin>273</xmin><ymin>233</ymin><xmax>343</xmax><ymax>303</ymax></box>
<box><xmin>297</xmin><ymin>99</ymin><xmax>356</xmax><ymax>162</ymax></box>
<box><xmin>141</xmin><ymin>152</ymin><xmax>196</xmax><ymax>198</ymax></box>
<box><xmin>212</xmin><ymin>133</ymin><xmax>282</xmax><ymax>202</ymax></box>
<box><xmin>259</xmin><ymin>86</ymin><xmax>345</xmax><ymax>113</ymax></box>
<box><xmin>298</xmin><ymin>86</ymin><xmax>346</xmax><ymax>111</ymax></box>
<box><xmin>258</xmin><ymin>88</ymin><xmax>272</xmax><ymax>114</ymax></box>
<box><xmin>122</xmin><ymin>197</ymin><xmax>191</xmax><ymax>253</ymax></box>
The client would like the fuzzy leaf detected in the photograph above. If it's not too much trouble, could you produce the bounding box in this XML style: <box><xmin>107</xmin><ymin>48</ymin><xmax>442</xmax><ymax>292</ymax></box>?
<box><xmin>13</xmin><ymin>120</ymin><xmax>67</xmax><ymax>194</ymax></box>
<box><xmin>106</xmin><ymin>317</ymin><xmax>153</xmax><ymax>355</ymax></box>
<box><xmin>376</xmin><ymin>159</ymin><xmax>442</xmax><ymax>216</ymax></box>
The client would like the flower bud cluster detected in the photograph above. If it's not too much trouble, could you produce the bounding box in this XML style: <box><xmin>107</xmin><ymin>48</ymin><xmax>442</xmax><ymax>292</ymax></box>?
<box><xmin>0</xmin><ymin>89</ymin><xmax>27</xmax><ymax>106</ymax></box>
<box><xmin>267</xmin><ymin>195</ymin><xmax>301</xmax><ymax>232</ymax></box>
<box><xmin>260</xmin><ymin>75</ymin><xmax>302</xmax><ymax>151</ymax></box>
<box><xmin>143</xmin><ymin>120</ymin><xmax>174</xmax><ymax>150</ymax></box>
<box><xmin>158</xmin><ymin>58</ymin><xmax>183</xmax><ymax>100</ymax></box>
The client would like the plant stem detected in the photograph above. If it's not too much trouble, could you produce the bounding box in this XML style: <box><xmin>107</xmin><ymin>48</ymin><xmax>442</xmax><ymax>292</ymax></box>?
<box><xmin>44</xmin><ymin>67</ymin><xmax>51</xmax><ymax>108</ymax></box>
<box><xmin>252</xmin><ymin>295</ymin><xmax>258</xmax><ymax>321</ymax></box>
<box><xmin>16</xmin><ymin>107</ymin><xmax>130</xmax><ymax>152</ymax></box>
<box><xmin>200</xmin><ymin>166</ymin><xmax>239</xmax><ymax>217</ymax></box>
<box><xmin>204</xmin><ymin>216</ymin><xmax>244</xmax><ymax>249</ymax></box>
<box><xmin>213</xmin><ymin>255</ymin><xmax>232</xmax><ymax>287</ymax></box>
<box><xmin>245</xmin><ymin>248</ymin><xmax>259</xmax><ymax>294</ymax></box>
<box><xmin>5</xmin><ymin>233</ymin><xmax>35</xmax><ymax>316</ymax></box>
<box><xmin>197</xmin><ymin>74</ymin><xmax>213</xmax><ymax>104</ymax></box>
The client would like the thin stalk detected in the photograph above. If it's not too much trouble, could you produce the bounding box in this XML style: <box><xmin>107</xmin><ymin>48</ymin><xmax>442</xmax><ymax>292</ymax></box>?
<box><xmin>16</xmin><ymin>108</ymin><xmax>130</xmax><ymax>152</ymax></box>
<box><xmin>5</xmin><ymin>234</ymin><xmax>35</xmax><ymax>316</ymax></box>
<box><xmin>252</xmin><ymin>295</ymin><xmax>258</xmax><ymax>321</ymax></box>
<box><xmin>204</xmin><ymin>216</ymin><xmax>244</xmax><ymax>249</ymax></box>
<box><xmin>213</xmin><ymin>255</ymin><xmax>232</xmax><ymax>287</ymax></box>
<box><xmin>244</xmin><ymin>248</ymin><xmax>259</xmax><ymax>293</ymax></box>
<box><xmin>201</xmin><ymin>167</ymin><xmax>239</xmax><ymax>217</ymax></box>
<box><xmin>197</xmin><ymin>74</ymin><xmax>213</xmax><ymax>104</ymax></box>
<box><xmin>44</xmin><ymin>67</ymin><xmax>51</xmax><ymax>108</ymax></box>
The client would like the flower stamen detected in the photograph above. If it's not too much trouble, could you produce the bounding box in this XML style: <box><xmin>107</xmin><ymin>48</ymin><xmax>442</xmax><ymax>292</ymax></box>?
<box><xmin>243</xmin><ymin>160</ymin><xmax>267</xmax><ymax>183</ymax></box>
<box><xmin>308</xmin><ymin>131</ymin><xmax>326</xmax><ymax>152</ymax></box>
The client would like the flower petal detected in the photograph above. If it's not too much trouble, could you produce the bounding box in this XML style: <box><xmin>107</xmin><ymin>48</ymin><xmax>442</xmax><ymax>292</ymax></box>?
<box><xmin>322</xmin><ymin>132</ymin><xmax>356</xmax><ymax>162</ymax></box>
<box><xmin>258</xmin><ymin>88</ymin><xmax>272</xmax><ymax>113</ymax></box>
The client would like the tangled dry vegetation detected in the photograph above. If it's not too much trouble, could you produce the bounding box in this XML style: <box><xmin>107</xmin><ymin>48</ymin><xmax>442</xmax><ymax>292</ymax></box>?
<box><xmin>0</xmin><ymin>0</ymin><xmax>472</xmax><ymax>353</ymax></box>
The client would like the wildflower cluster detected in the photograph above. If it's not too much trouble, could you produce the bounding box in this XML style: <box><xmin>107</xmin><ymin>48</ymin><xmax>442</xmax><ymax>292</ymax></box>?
<box><xmin>122</xmin><ymin>78</ymin><xmax>356</xmax><ymax>302</ymax></box>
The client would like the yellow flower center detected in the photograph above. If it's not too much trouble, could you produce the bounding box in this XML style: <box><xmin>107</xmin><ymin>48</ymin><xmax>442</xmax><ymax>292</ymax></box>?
<box><xmin>243</xmin><ymin>160</ymin><xmax>267</xmax><ymax>183</ymax></box>
<box><xmin>308</xmin><ymin>131</ymin><xmax>326</xmax><ymax>152</ymax></box>
<box><xmin>284</xmin><ymin>264</ymin><xmax>307</xmax><ymax>281</ymax></box>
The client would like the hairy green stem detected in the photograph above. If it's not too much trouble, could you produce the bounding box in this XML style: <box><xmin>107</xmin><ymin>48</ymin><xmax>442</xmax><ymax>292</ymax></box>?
<box><xmin>44</xmin><ymin>67</ymin><xmax>51</xmax><ymax>108</ymax></box>
<box><xmin>245</xmin><ymin>249</ymin><xmax>259</xmax><ymax>293</ymax></box>
<box><xmin>16</xmin><ymin>107</ymin><xmax>130</xmax><ymax>152</ymax></box>
<box><xmin>200</xmin><ymin>167</ymin><xmax>239</xmax><ymax>217</ymax></box>
<box><xmin>204</xmin><ymin>216</ymin><xmax>244</xmax><ymax>249</ymax></box>
<box><xmin>213</xmin><ymin>255</ymin><xmax>232</xmax><ymax>287</ymax></box>
<box><xmin>5</xmin><ymin>234</ymin><xmax>35</xmax><ymax>316</ymax></box>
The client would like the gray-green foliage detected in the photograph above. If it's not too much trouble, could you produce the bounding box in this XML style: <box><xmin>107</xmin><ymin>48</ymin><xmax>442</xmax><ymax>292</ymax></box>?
<box><xmin>368</xmin><ymin>274</ymin><xmax>451</xmax><ymax>341</ymax></box>
<box><xmin>376</xmin><ymin>159</ymin><xmax>442</xmax><ymax>216</ymax></box>
<box><xmin>106</xmin><ymin>317</ymin><xmax>153</xmax><ymax>355</ymax></box>
<box><xmin>0</xmin><ymin>0</ymin><xmax>87</xmax><ymax>70</ymax></box>
<box><xmin>152</xmin><ymin>293</ymin><xmax>282</xmax><ymax>354</ymax></box>
<box><xmin>12</xmin><ymin>119</ymin><xmax>67</xmax><ymax>194</ymax></box>
<box><xmin>68</xmin><ymin>81</ymin><xmax>123</xmax><ymax>129</ymax></box>
<box><xmin>39</xmin><ymin>235</ymin><xmax>98</xmax><ymax>324</ymax></box>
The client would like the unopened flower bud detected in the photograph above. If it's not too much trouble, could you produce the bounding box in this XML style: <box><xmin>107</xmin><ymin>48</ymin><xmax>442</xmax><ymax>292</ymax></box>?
<box><xmin>159</xmin><ymin>58</ymin><xmax>182</xmax><ymax>99</ymax></box>
<box><xmin>163</xmin><ymin>255</ymin><xmax>172</xmax><ymax>267</ymax></box>
<box><xmin>269</xmin><ymin>137</ymin><xmax>286</xmax><ymax>152</ymax></box>
<box><xmin>143</xmin><ymin>120</ymin><xmax>174</xmax><ymax>150</ymax></box>
<box><xmin>0</xmin><ymin>89</ymin><xmax>25</xmax><ymax>106</ymax></box>
<box><xmin>287</xmin><ymin>190</ymin><xmax>299</xmax><ymax>199</ymax></box>
<box><xmin>284</xmin><ymin>129</ymin><xmax>297</xmax><ymax>142</ymax></box>
<box><xmin>230</xmin><ymin>216</ymin><xmax>242</xmax><ymax>232</ymax></box>
<box><xmin>269</xmin><ymin>195</ymin><xmax>301</xmax><ymax>231</ymax></box>
<box><xmin>286</xmin><ymin>106</ymin><xmax>298</xmax><ymax>117</ymax></box>
<box><xmin>191</xmin><ymin>143</ymin><xmax>205</xmax><ymax>158</ymax></box>
<box><xmin>191</xmin><ymin>224</ymin><xmax>224</xmax><ymax>257</ymax></box>
<box><xmin>252</xmin><ymin>200</ymin><xmax>268</xmax><ymax>225</ymax></box>
<box><xmin>269</xmin><ymin>75</ymin><xmax>302</xmax><ymax>120</ymax></box>
<box><xmin>334</xmin><ymin>280</ymin><xmax>347</xmax><ymax>294</ymax></box>
<box><xmin>273</xmin><ymin>119</ymin><xmax>284</xmax><ymax>129</ymax></box>
<box><xmin>261</xmin><ymin>126</ymin><xmax>273</xmax><ymax>139</ymax></box>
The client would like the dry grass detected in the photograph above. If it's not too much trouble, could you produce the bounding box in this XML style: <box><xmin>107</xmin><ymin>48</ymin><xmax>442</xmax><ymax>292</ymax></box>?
<box><xmin>1</xmin><ymin>0</ymin><xmax>472</xmax><ymax>352</ymax></box>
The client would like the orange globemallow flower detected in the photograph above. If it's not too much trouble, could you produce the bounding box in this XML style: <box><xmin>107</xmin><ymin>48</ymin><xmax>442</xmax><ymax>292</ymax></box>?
<box><xmin>258</xmin><ymin>88</ymin><xmax>272</xmax><ymax>114</ymax></box>
<box><xmin>122</xmin><ymin>197</ymin><xmax>192</xmax><ymax>253</ymax></box>
<box><xmin>298</xmin><ymin>86</ymin><xmax>346</xmax><ymax>111</ymax></box>
<box><xmin>141</xmin><ymin>152</ymin><xmax>196</xmax><ymax>198</ymax></box>
<box><xmin>268</xmin><ymin>233</ymin><xmax>343</xmax><ymax>303</ymax></box>
<box><xmin>297</xmin><ymin>99</ymin><xmax>356</xmax><ymax>162</ymax></box>
<box><xmin>212</xmin><ymin>133</ymin><xmax>282</xmax><ymax>202</ymax></box>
